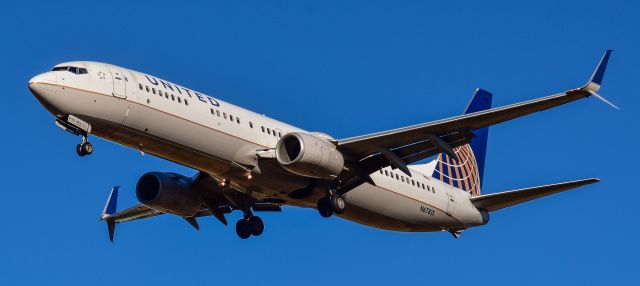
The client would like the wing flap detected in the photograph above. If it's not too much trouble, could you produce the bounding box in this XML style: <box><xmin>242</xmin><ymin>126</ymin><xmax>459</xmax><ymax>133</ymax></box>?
<box><xmin>470</xmin><ymin>178</ymin><xmax>600</xmax><ymax>212</ymax></box>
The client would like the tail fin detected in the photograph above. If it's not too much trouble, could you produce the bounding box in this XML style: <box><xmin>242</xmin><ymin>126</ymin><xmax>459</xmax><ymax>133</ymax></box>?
<box><xmin>432</xmin><ymin>88</ymin><xmax>492</xmax><ymax>196</ymax></box>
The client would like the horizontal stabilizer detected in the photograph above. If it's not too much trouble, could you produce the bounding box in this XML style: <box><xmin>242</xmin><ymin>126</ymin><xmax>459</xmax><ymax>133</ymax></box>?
<box><xmin>471</xmin><ymin>178</ymin><xmax>599</xmax><ymax>212</ymax></box>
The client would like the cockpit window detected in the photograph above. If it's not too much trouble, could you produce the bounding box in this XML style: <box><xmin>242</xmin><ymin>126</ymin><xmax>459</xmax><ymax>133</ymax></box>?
<box><xmin>51</xmin><ymin>66</ymin><xmax>88</xmax><ymax>75</ymax></box>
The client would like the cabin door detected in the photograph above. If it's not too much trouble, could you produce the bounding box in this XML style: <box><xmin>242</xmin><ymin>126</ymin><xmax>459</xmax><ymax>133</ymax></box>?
<box><xmin>107</xmin><ymin>66</ymin><xmax>127</xmax><ymax>98</ymax></box>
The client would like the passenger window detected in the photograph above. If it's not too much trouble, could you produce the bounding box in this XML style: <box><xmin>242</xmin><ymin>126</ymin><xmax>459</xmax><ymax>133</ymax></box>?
<box><xmin>230</xmin><ymin>115</ymin><xmax>234</xmax><ymax>121</ymax></box>
<box><xmin>165</xmin><ymin>93</ymin><xmax>169</xmax><ymax>99</ymax></box>
<box><xmin>178</xmin><ymin>97</ymin><xmax>182</xmax><ymax>103</ymax></box>
<box><xmin>171</xmin><ymin>94</ymin><xmax>175</xmax><ymax>101</ymax></box>
<box><xmin>379</xmin><ymin>170</ymin><xmax>383</xmax><ymax>174</ymax></box>
<box><xmin>273</xmin><ymin>132</ymin><xmax>277</xmax><ymax>137</ymax></box>
<box><xmin>152</xmin><ymin>88</ymin><xmax>156</xmax><ymax>94</ymax></box>
<box><xmin>223</xmin><ymin>113</ymin><xmax>227</xmax><ymax>119</ymax></box>
<box><xmin>249</xmin><ymin>122</ymin><xmax>253</xmax><ymax>128</ymax></box>
<box><xmin>216</xmin><ymin>110</ymin><xmax>220</xmax><ymax>117</ymax></box>
<box><xmin>185</xmin><ymin>99</ymin><xmax>189</xmax><ymax>106</ymax></box>
<box><xmin>236</xmin><ymin>117</ymin><xmax>240</xmax><ymax>124</ymax></box>
<box><xmin>261</xmin><ymin>126</ymin><xmax>265</xmax><ymax>133</ymax></box>
<box><xmin>267</xmin><ymin>128</ymin><xmax>271</xmax><ymax>135</ymax></box>
<box><xmin>384</xmin><ymin>170</ymin><xmax>389</xmax><ymax>176</ymax></box>
<box><xmin>395</xmin><ymin>174</ymin><xmax>399</xmax><ymax>180</ymax></box>
<box><xmin>411</xmin><ymin>180</ymin><xmax>415</xmax><ymax>186</ymax></box>
<box><xmin>145</xmin><ymin>86</ymin><xmax>150</xmax><ymax>92</ymax></box>
<box><xmin>278</xmin><ymin>132</ymin><xmax>282</xmax><ymax>137</ymax></box>
<box><xmin>139</xmin><ymin>84</ymin><xmax>143</xmax><ymax>90</ymax></box>
<box><xmin>78</xmin><ymin>68</ymin><xmax>88</xmax><ymax>74</ymax></box>
<box><xmin>210</xmin><ymin>108</ymin><xmax>214</xmax><ymax>115</ymax></box>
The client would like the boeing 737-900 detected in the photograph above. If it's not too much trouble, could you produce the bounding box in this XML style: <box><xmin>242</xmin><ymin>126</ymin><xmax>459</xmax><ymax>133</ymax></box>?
<box><xmin>28</xmin><ymin>51</ymin><xmax>615</xmax><ymax>240</ymax></box>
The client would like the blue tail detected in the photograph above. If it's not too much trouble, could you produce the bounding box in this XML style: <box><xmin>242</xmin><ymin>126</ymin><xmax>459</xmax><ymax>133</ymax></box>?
<box><xmin>432</xmin><ymin>88</ymin><xmax>492</xmax><ymax>196</ymax></box>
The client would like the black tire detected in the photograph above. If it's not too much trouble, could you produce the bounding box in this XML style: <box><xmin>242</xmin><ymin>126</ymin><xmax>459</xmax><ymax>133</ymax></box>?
<box><xmin>82</xmin><ymin>142</ymin><xmax>93</xmax><ymax>155</ymax></box>
<box><xmin>76</xmin><ymin>144</ymin><xmax>85</xmax><ymax>157</ymax></box>
<box><xmin>248</xmin><ymin>216</ymin><xmax>264</xmax><ymax>236</ymax></box>
<box><xmin>235</xmin><ymin>219</ymin><xmax>251</xmax><ymax>239</ymax></box>
<box><xmin>317</xmin><ymin>198</ymin><xmax>333</xmax><ymax>218</ymax></box>
<box><xmin>331</xmin><ymin>195</ymin><xmax>346</xmax><ymax>214</ymax></box>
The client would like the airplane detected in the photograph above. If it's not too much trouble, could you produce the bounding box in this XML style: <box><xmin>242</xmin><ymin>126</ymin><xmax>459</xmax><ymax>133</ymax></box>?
<box><xmin>28</xmin><ymin>50</ymin><xmax>615</xmax><ymax>241</ymax></box>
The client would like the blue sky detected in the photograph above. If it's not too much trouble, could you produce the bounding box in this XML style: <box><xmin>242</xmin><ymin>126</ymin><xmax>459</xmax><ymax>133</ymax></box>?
<box><xmin>1</xmin><ymin>0</ymin><xmax>638</xmax><ymax>285</ymax></box>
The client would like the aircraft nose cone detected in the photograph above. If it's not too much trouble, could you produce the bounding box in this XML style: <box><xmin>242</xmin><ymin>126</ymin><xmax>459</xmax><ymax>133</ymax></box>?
<box><xmin>28</xmin><ymin>72</ymin><xmax>58</xmax><ymax>103</ymax></box>
<box><xmin>29</xmin><ymin>72</ymin><xmax>56</xmax><ymax>86</ymax></box>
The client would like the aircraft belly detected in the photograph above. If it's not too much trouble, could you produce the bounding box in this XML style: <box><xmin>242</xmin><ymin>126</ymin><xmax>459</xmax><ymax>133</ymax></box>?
<box><xmin>342</xmin><ymin>183</ymin><xmax>462</xmax><ymax>232</ymax></box>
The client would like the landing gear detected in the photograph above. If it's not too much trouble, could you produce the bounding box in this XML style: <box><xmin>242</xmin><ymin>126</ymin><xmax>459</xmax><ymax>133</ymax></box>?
<box><xmin>76</xmin><ymin>136</ymin><xmax>93</xmax><ymax>157</ymax></box>
<box><xmin>317</xmin><ymin>192</ymin><xmax>346</xmax><ymax>218</ymax></box>
<box><xmin>248</xmin><ymin>216</ymin><xmax>264</xmax><ymax>236</ymax></box>
<box><xmin>235</xmin><ymin>216</ymin><xmax>264</xmax><ymax>239</ymax></box>
<box><xmin>318</xmin><ymin>197</ymin><xmax>333</xmax><ymax>218</ymax></box>
<box><xmin>235</xmin><ymin>219</ymin><xmax>251</xmax><ymax>239</ymax></box>
<box><xmin>55</xmin><ymin>116</ymin><xmax>94</xmax><ymax>157</ymax></box>
<box><xmin>76</xmin><ymin>141</ymin><xmax>93</xmax><ymax>156</ymax></box>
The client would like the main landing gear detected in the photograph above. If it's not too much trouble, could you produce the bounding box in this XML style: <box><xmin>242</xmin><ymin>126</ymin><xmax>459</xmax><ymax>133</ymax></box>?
<box><xmin>317</xmin><ymin>192</ymin><xmax>346</xmax><ymax>218</ymax></box>
<box><xmin>235</xmin><ymin>216</ymin><xmax>264</xmax><ymax>239</ymax></box>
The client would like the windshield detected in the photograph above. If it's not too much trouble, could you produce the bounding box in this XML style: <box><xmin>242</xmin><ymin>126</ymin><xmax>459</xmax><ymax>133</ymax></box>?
<box><xmin>51</xmin><ymin>66</ymin><xmax>88</xmax><ymax>74</ymax></box>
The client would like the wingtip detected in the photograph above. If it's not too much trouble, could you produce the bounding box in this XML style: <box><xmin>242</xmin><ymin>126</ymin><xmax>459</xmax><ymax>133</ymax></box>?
<box><xmin>588</xmin><ymin>50</ymin><xmax>613</xmax><ymax>87</ymax></box>
<box><xmin>101</xmin><ymin>186</ymin><xmax>119</xmax><ymax>220</ymax></box>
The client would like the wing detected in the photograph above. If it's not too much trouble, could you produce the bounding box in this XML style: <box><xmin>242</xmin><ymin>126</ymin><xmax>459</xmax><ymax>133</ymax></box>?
<box><xmin>334</xmin><ymin>50</ymin><xmax>614</xmax><ymax>193</ymax></box>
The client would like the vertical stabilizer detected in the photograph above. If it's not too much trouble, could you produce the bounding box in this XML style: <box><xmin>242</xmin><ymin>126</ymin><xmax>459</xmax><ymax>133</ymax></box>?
<box><xmin>432</xmin><ymin>88</ymin><xmax>492</xmax><ymax>196</ymax></box>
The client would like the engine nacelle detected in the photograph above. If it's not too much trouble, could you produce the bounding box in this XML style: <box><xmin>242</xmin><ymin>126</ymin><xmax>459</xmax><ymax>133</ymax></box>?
<box><xmin>135</xmin><ymin>172</ymin><xmax>202</xmax><ymax>217</ymax></box>
<box><xmin>275</xmin><ymin>132</ymin><xmax>344</xmax><ymax>180</ymax></box>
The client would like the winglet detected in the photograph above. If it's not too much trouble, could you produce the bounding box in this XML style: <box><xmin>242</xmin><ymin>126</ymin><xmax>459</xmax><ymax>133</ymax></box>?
<box><xmin>578</xmin><ymin>50</ymin><xmax>618</xmax><ymax>109</ymax></box>
<box><xmin>101</xmin><ymin>187</ymin><xmax>119</xmax><ymax>242</ymax></box>
<box><xmin>587</xmin><ymin>49</ymin><xmax>613</xmax><ymax>89</ymax></box>
<box><xmin>101</xmin><ymin>186</ymin><xmax>119</xmax><ymax>220</ymax></box>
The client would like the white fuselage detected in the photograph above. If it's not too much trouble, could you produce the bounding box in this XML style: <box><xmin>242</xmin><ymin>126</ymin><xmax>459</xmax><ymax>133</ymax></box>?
<box><xmin>29</xmin><ymin>61</ymin><xmax>487</xmax><ymax>232</ymax></box>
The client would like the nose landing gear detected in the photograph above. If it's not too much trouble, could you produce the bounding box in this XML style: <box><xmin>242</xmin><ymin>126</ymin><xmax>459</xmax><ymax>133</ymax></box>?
<box><xmin>76</xmin><ymin>136</ymin><xmax>93</xmax><ymax>157</ymax></box>
<box><xmin>55</xmin><ymin>115</ymin><xmax>94</xmax><ymax>157</ymax></box>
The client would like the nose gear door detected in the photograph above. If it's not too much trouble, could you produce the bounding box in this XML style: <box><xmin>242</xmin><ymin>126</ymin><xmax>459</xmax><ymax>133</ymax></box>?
<box><xmin>106</xmin><ymin>66</ymin><xmax>127</xmax><ymax>98</ymax></box>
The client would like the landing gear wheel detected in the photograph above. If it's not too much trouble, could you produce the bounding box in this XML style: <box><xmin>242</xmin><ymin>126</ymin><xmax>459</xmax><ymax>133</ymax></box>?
<box><xmin>317</xmin><ymin>197</ymin><xmax>333</xmax><ymax>218</ymax></box>
<box><xmin>331</xmin><ymin>195</ymin><xmax>346</xmax><ymax>214</ymax></box>
<box><xmin>248</xmin><ymin>216</ymin><xmax>264</xmax><ymax>236</ymax></box>
<box><xmin>76</xmin><ymin>144</ymin><xmax>85</xmax><ymax>157</ymax></box>
<box><xmin>235</xmin><ymin>219</ymin><xmax>251</xmax><ymax>239</ymax></box>
<box><xmin>81</xmin><ymin>142</ymin><xmax>93</xmax><ymax>155</ymax></box>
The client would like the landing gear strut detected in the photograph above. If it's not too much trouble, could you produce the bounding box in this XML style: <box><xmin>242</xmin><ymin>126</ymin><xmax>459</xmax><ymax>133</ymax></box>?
<box><xmin>317</xmin><ymin>191</ymin><xmax>346</xmax><ymax>218</ymax></box>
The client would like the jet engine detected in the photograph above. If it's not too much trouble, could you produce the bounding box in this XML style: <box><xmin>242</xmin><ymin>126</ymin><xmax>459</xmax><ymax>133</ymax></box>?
<box><xmin>275</xmin><ymin>132</ymin><xmax>344</xmax><ymax>180</ymax></box>
<box><xmin>136</xmin><ymin>172</ymin><xmax>202</xmax><ymax>217</ymax></box>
